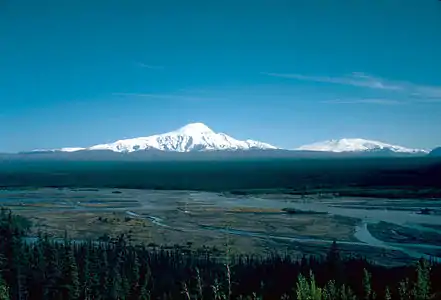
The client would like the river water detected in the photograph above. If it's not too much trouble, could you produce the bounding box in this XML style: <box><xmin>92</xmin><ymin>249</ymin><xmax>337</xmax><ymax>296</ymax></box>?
<box><xmin>127</xmin><ymin>192</ymin><xmax>441</xmax><ymax>262</ymax></box>
<box><xmin>2</xmin><ymin>188</ymin><xmax>441</xmax><ymax>264</ymax></box>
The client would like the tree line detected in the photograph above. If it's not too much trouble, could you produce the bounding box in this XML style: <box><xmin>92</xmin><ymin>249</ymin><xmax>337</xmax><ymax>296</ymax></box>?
<box><xmin>0</xmin><ymin>207</ymin><xmax>440</xmax><ymax>300</ymax></box>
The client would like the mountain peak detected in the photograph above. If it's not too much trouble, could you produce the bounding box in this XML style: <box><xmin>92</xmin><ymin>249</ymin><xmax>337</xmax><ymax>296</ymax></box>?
<box><xmin>296</xmin><ymin>138</ymin><xmax>428</xmax><ymax>154</ymax></box>
<box><xmin>55</xmin><ymin>122</ymin><xmax>277</xmax><ymax>153</ymax></box>
<box><xmin>174</xmin><ymin>123</ymin><xmax>214</xmax><ymax>135</ymax></box>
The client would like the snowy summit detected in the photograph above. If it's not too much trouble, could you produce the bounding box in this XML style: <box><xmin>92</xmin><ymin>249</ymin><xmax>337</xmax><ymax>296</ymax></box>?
<box><xmin>296</xmin><ymin>138</ymin><xmax>428</xmax><ymax>154</ymax></box>
<box><xmin>49</xmin><ymin>123</ymin><xmax>278</xmax><ymax>153</ymax></box>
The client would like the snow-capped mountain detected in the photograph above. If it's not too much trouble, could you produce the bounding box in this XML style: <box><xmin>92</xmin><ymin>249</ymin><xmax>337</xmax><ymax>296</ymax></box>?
<box><xmin>30</xmin><ymin>125</ymin><xmax>431</xmax><ymax>156</ymax></box>
<box><xmin>296</xmin><ymin>138</ymin><xmax>428</xmax><ymax>154</ymax></box>
<box><xmin>47</xmin><ymin>123</ymin><xmax>278</xmax><ymax>153</ymax></box>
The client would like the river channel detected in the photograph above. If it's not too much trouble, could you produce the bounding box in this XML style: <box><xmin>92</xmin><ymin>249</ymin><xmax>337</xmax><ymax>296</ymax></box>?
<box><xmin>1</xmin><ymin>188</ymin><xmax>441</xmax><ymax>264</ymax></box>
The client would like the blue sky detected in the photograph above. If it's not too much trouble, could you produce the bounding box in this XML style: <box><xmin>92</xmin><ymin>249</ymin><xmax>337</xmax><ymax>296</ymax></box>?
<box><xmin>1</xmin><ymin>0</ymin><xmax>441</xmax><ymax>152</ymax></box>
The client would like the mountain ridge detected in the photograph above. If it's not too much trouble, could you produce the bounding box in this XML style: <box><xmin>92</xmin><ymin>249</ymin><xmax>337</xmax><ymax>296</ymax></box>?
<box><xmin>39</xmin><ymin>123</ymin><xmax>278</xmax><ymax>153</ymax></box>
<box><xmin>296</xmin><ymin>138</ymin><xmax>428</xmax><ymax>154</ymax></box>
<box><xmin>29</xmin><ymin>123</ymin><xmax>429</xmax><ymax>155</ymax></box>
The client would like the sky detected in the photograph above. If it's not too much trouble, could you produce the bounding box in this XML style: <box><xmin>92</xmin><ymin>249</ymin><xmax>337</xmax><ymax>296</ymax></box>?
<box><xmin>1</xmin><ymin>0</ymin><xmax>441</xmax><ymax>152</ymax></box>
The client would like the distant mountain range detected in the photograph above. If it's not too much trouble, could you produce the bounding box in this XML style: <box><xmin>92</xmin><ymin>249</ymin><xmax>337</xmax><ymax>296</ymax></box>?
<box><xmin>13</xmin><ymin>122</ymin><xmax>433</xmax><ymax>158</ymax></box>
<box><xmin>296</xmin><ymin>138</ymin><xmax>428</xmax><ymax>154</ymax></box>
<box><xmin>33</xmin><ymin>123</ymin><xmax>277</xmax><ymax>153</ymax></box>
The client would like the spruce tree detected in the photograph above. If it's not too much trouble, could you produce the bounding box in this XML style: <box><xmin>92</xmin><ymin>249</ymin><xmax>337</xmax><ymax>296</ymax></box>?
<box><xmin>398</xmin><ymin>278</ymin><xmax>411</xmax><ymax>300</ymax></box>
<box><xmin>326</xmin><ymin>241</ymin><xmax>343</xmax><ymax>284</ymax></box>
<box><xmin>138</xmin><ymin>275</ymin><xmax>150</xmax><ymax>300</ymax></box>
<box><xmin>60</xmin><ymin>241</ymin><xmax>80</xmax><ymax>300</ymax></box>
<box><xmin>6</xmin><ymin>227</ymin><xmax>25</xmax><ymax>300</ymax></box>
<box><xmin>87</xmin><ymin>245</ymin><xmax>101</xmax><ymax>300</ymax></box>
<box><xmin>363</xmin><ymin>269</ymin><xmax>372</xmax><ymax>300</ymax></box>
<box><xmin>384</xmin><ymin>286</ymin><xmax>392</xmax><ymax>300</ymax></box>
<box><xmin>27</xmin><ymin>244</ymin><xmax>46</xmax><ymax>300</ymax></box>
<box><xmin>323</xmin><ymin>280</ymin><xmax>337</xmax><ymax>300</ymax></box>
<box><xmin>138</xmin><ymin>255</ymin><xmax>151</xmax><ymax>300</ymax></box>
<box><xmin>415</xmin><ymin>259</ymin><xmax>431</xmax><ymax>300</ymax></box>
<box><xmin>78</xmin><ymin>244</ymin><xmax>90</xmax><ymax>300</ymax></box>
<box><xmin>42</xmin><ymin>235</ymin><xmax>61</xmax><ymax>300</ymax></box>
<box><xmin>128</xmin><ymin>251</ymin><xmax>140</xmax><ymax>300</ymax></box>
<box><xmin>99</xmin><ymin>247</ymin><xmax>110</xmax><ymax>298</ymax></box>
<box><xmin>0</xmin><ymin>273</ymin><xmax>9</xmax><ymax>300</ymax></box>
<box><xmin>105</xmin><ymin>265</ymin><xmax>122</xmax><ymax>300</ymax></box>
<box><xmin>105</xmin><ymin>247</ymin><xmax>123</xmax><ymax>300</ymax></box>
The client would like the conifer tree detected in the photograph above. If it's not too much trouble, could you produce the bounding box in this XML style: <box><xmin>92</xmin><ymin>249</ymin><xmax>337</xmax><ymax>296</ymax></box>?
<box><xmin>128</xmin><ymin>251</ymin><xmax>140</xmax><ymax>300</ymax></box>
<box><xmin>78</xmin><ymin>244</ymin><xmax>90</xmax><ymax>300</ymax></box>
<box><xmin>326</xmin><ymin>241</ymin><xmax>343</xmax><ymax>284</ymax></box>
<box><xmin>5</xmin><ymin>226</ymin><xmax>25</xmax><ymax>300</ymax></box>
<box><xmin>42</xmin><ymin>236</ymin><xmax>60</xmax><ymax>300</ymax></box>
<box><xmin>0</xmin><ymin>273</ymin><xmax>9</xmax><ymax>300</ymax></box>
<box><xmin>340</xmin><ymin>284</ymin><xmax>356</xmax><ymax>300</ymax></box>
<box><xmin>99</xmin><ymin>247</ymin><xmax>110</xmax><ymax>298</ymax></box>
<box><xmin>363</xmin><ymin>269</ymin><xmax>372</xmax><ymax>300</ymax></box>
<box><xmin>119</xmin><ymin>254</ymin><xmax>130</xmax><ymax>299</ymax></box>
<box><xmin>60</xmin><ymin>241</ymin><xmax>80</xmax><ymax>300</ymax></box>
<box><xmin>105</xmin><ymin>247</ymin><xmax>123</xmax><ymax>300</ymax></box>
<box><xmin>138</xmin><ymin>275</ymin><xmax>150</xmax><ymax>300</ymax></box>
<box><xmin>296</xmin><ymin>271</ymin><xmax>322</xmax><ymax>300</ymax></box>
<box><xmin>415</xmin><ymin>259</ymin><xmax>431</xmax><ymax>300</ymax></box>
<box><xmin>385</xmin><ymin>287</ymin><xmax>392</xmax><ymax>300</ymax></box>
<box><xmin>398</xmin><ymin>278</ymin><xmax>411</xmax><ymax>300</ymax></box>
<box><xmin>27</xmin><ymin>244</ymin><xmax>46</xmax><ymax>300</ymax></box>
<box><xmin>87</xmin><ymin>245</ymin><xmax>101</xmax><ymax>300</ymax></box>
<box><xmin>323</xmin><ymin>280</ymin><xmax>337</xmax><ymax>300</ymax></box>
<box><xmin>138</xmin><ymin>255</ymin><xmax>151</xmax><ymax>300</ymax></box>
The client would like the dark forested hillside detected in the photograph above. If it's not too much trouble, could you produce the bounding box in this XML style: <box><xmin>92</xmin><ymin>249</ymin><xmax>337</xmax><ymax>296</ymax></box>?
<box><xmin>0</xmin><ymin>209</ymin><xmax>440</xmax><ymax>300</ymax></box>
<box><xmin>1</xmin><ymin>158</ymin><xmax>441</xmax><ymax>196</ymax></box>
<box><xmin>429</xmin><ymin>147</ymin><xmax>441</xmax><ymax>157</ymax></box>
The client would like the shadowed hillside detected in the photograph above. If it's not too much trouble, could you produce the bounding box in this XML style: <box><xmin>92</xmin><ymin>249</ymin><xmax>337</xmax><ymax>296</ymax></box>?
<box><xmin>0</xmin><ymin>157</ymin><xmax>440</xmax><ymax>198</ymax></box>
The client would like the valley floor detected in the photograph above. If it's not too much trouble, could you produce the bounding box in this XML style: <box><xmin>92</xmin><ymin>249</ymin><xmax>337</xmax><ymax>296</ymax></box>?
<box><xmin>2</xmin><ymin>188</ymin><xmax>441</xmax><ymax>266</ymax></box>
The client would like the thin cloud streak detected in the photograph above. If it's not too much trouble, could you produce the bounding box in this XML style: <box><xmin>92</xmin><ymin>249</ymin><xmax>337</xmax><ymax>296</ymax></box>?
<box><xmin>414</xmin><ymin>98</ymin><xmax>441</xmax><ymax>103</ymax></box>
<box><xmin>413</xmin><ymin>86</ymin><xmax>441</xmax><ymax>98</ymax></box>
<box><xmin>136</xmin><ymin>62</ymin><xmax>164</xmax><ymax>70</ymax></box>
<box><xmin>261</xmin><ymin>72</ymin><xmax>441</xmax><ymax>100</ymax></box>
<box><xmin>323</xmin><ymin>98</ymin><xmax>404</xmax><ymax>105</ymax></box>
<box><xmin>112</xmin><ymin>92</ymin><xmax>221</xmax><ymax>102</ymax></box>
<box><xmin>177</xmin><ymin>88</ymin><xmax>208</xmax><ymax>94</ymax></box>
<box><xmin>261</xmin><ymin>72</ymin><xmax>402</xmax><ymax>90</ymax></box>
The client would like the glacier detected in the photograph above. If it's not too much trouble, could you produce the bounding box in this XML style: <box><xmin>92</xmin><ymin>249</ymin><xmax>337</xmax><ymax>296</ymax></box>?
<box><xmin>33</xmin><ymin>124</ymin><xmax>430</xmax><ymax>155</ymax></box>
<box><xmin>296</xmin><ymin>138</ymin><xmax>428</xmax><ymax>154</ymax></box>
<box><xmin>48</xmin><ymin>123</ymin><xmax>278</xmax><ymax>153</ymax></box>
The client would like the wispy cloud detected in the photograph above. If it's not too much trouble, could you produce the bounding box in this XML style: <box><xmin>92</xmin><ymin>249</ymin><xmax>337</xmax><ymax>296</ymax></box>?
<box><xmin>261</xmin><ymin>72</ymin><xmax>402</xmax><ymax>91</ymax></box>
<box><xmin>261</xmin><ymin>71</ymin><xmax>441</xmax><ymax>101</ymax></box>
<box><xmin>323</xmin><ymin>98</ymin><xmax>404</xmax><ymax>105</ymax></box>
<box><xmin>177</xmin><ymin>88</ymin><xmax>208</xmax><ymax>94</ymax></box>
<box><xmin>136</xmin><ymin>62</ymin><xmax>164</xmax><ymax>70</ymax></box>
<box><xmin>411</xmin><ymin>86</ymin><xmax>441</xmax><ymax>99</ymax></box>
<box><xmin>414</xmin><ymin>98</ymin><xmax>441</xmax><ymax>103</ymax></box>
<box><xmin>112</xmin><ymin>92</ymin><xmax>221</xmax><ymax>102</ymax></box>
